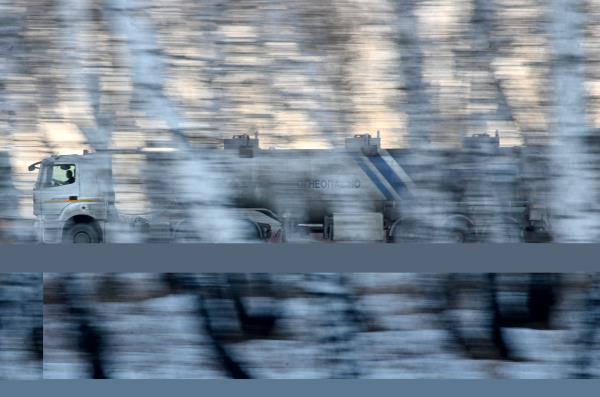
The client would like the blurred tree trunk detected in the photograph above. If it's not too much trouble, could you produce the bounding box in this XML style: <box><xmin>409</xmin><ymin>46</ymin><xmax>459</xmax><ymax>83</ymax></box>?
<box><xmin>295</xmin><ymin>1</ymin><xmax>358</xmax><ymax>146</ymax></box>
<box><xmin>103</xmin><ymin>0</ymin><xmax>238</xmax><ymax>242</ymax></box>
<box><xmin>393</xmin><ymin>0</ymin><xmax>453</xmax><ymax>241</ymax></box>
<box><xmin>574</xmin><ymin>274</ymin><xmax>600</xmax><ymax>377</ymax></box>
<box><xmin>547</xmin><ymin>0</ymin><xmax>600</xmax><ymax>242</ymax></box>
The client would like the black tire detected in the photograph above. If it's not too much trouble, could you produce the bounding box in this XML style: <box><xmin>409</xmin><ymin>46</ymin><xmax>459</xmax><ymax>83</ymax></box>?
<box><xmin>64</xmin><ymin>223</ymin><xmax>101</xmax><ymax>244</ymax></box>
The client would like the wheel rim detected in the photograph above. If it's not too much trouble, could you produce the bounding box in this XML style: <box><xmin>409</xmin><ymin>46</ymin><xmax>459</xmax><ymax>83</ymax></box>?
<box><xmin>73</xmin><ymin>231</ymin><xmax>92</xmax><ymax>243</ymax></box>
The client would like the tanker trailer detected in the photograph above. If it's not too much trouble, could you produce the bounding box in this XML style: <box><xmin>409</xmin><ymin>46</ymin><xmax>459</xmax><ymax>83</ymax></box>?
<box><xmin>28</xmin><ymin>131</ymin><xmax>534</xmax><ymax>243</ymax></box>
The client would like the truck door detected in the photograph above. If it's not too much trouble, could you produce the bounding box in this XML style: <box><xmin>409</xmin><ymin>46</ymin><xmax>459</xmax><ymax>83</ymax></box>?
<box><xmin>34</xmin><ymin>163</ymin><xmax>79</xmax><ymax>219</ymax></box>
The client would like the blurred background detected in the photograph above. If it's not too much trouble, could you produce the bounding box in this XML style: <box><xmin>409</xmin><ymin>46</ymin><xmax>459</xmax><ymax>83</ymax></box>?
<box><xmin>43</xmin><ymin>272</ymin><xmax>600</xmax><ymax>379</ymax></box>
<box><xmin>1</xmin><ymin>0</ymin><xmax>600</xmax><ymax>242</ymax></box>
<box><xmin>2</xmin><ymin>0</ymin><xmax>599</xmax><ymax>379</ymax></box>
<box><xmin>0</xmin><ymin>273</ymin><xmax>42</xmax><ymax>379</ymax></box>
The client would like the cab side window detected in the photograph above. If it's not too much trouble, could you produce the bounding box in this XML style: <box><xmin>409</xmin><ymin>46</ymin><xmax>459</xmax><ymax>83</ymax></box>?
<box><xmin>44</xmin><ymin>164</ymin><xmax>76</xmax><ymax>187</ymax></box>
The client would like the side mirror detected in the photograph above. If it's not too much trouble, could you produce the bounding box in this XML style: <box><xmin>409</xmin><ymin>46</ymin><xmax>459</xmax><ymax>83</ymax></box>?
<box><xmin>28</xmin><ymin>161</ymin><xmax>41</xmax><ymax>172</ymax></box>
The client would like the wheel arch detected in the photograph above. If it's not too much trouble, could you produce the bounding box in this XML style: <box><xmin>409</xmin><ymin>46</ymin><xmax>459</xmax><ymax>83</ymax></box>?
<box><xmin>63</xmin><ymin>215</ymin><xmax>103</xmax><ymax>242</ymax></box>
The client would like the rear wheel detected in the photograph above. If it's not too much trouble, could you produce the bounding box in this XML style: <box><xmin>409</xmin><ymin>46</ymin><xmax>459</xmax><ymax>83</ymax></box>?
<box><xmin>64</xmin><ymin>223</ymin><xmax>101</xmax><ymax>244</ymax></box>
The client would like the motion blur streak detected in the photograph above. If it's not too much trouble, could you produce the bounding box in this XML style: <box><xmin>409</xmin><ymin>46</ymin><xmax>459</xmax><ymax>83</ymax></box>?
<box><xmin>2</xmin><ymin>1</ymin><xmax>600</xmax><ymax>243</ymax></box>
<box><xmin>43</xmin><ymin>273</ymin><xmax>599</xmax><ymax>379</ymax></box>
<box><xmin>0</xmin><ymin>273</ymin><xmax>42</xmax><ymax>379</ymax></box>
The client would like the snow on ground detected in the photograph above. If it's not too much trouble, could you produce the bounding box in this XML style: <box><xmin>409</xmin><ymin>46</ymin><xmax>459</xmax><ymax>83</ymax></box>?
<box><xmin>42</xmin><ymin>274</ymin><xmax>599</xmax><ymax>379</ymax></box>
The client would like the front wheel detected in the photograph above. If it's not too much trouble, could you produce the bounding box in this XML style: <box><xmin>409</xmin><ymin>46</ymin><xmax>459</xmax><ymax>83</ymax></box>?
<box><xmin>63</xmin><ymin>223</ymin><xmax>101</xmax><ymax>244</ymax></box>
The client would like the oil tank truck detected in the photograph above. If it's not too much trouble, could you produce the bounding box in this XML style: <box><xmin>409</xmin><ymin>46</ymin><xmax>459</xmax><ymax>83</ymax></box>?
<box><xmin>28</xmin><ymin>131</ymin><xmax>548</xmax><ymax>243</ymax></box>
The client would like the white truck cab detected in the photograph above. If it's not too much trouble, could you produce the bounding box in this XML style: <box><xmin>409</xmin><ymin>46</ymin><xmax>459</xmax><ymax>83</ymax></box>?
<box><xmin>30</xmin><ymin>152</ymin><xmax>114</xmax><ymax>243</ymax></box>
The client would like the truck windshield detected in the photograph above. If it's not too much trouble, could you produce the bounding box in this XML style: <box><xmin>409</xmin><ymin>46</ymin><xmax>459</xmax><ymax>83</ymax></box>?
<box><xmin>41</xmin><ymin>164</ymin><xmax>76</xmax><ymax>188</ymax></box>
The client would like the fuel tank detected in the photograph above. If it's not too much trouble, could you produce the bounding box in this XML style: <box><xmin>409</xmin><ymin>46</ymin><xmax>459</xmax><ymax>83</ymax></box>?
<box><xmin>141</xmin><ymin>132</ymin><xmax>525</xmax><ymax>234</ymax></box>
